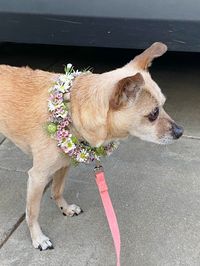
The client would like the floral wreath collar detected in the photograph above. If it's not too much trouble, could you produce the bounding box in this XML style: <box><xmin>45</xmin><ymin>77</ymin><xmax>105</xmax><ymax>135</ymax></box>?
<box><xmin>47</xmin><ymin>64</ymin><xmax>119</xmax><ymax>165</ymax></box>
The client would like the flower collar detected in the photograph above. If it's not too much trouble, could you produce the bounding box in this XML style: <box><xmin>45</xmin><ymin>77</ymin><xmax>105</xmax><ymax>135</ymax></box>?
<box><xmin>47</xmin><ymin>64</ymin><xmax>119</xmax><ymax>165</ymax></box>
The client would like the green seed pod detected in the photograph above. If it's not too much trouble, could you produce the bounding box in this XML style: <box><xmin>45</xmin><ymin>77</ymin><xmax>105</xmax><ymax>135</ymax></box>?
<box><xmin>47</xmin><ymin>123</ymin><xmax>57</xmax><ymax>134</ymax></box>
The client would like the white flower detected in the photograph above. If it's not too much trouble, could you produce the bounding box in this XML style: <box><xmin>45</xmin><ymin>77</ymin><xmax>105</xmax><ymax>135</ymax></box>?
<box><xmin>63</xmin><ymin>82</ymin><xmax>71</xmax><ymax>91</ymax></box>
<box><xmin>74</xmin><ymin>70</ymin><xmax>81</xmax><ymax>76</ymax></box>
<box><xmin>67</xmin><ymin>76</ymin><xmax>74</xmax><ymax>83</ymax></box>
<box><xmin>94</xmin><ymin>154</ymin><xmax>100</xmax><ymax>161</ymax></box>
<box><xmin>48</xmin><ymin>101</ymin><xmax>56</xmax><ymax>111</ymax></box>
<box><xmin>66</xmin><ymin>63</ymin><xmax>72</xmax><ymax>70</ymax></box>
<box><xmin>59</xmin><ymin>75</ymin><xmax>68</xmax><ymax>83</ymax></box>
<box><xmin>76</xmin><ymin>150</ymin><xmax>89</xmax><ymax>162</ymax></box>
<box><xmin>57</xmin><ymin>85</ymin><xmax>66</xmax><ymax>93</ymax></box>
<box><xmin>62</xmin><ymin>138</ymin><xmax>75</xmax><ymax>152</ymax></box>
<box><xmin>60</xmin><ymin>112</ymin><xmax>67</xmax><ymax>119</ymax></box>
<box><xmin>59</xmin><ymin>74</ymin><xmax>74</xmax><ymax>85</ymax></box>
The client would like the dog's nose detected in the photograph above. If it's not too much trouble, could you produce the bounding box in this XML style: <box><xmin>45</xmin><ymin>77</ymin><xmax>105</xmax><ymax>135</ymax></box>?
<box><xmin>171</xmin><ymin>123</ymin><xmax>184</xmax><ymax>139</ymax></box>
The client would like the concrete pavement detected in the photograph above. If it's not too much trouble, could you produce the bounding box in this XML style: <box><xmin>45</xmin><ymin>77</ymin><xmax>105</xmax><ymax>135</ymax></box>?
<box><xmin>0</xmin><ymin>45</ymin><xmax>200</xmax><ymax>266</ymax></box>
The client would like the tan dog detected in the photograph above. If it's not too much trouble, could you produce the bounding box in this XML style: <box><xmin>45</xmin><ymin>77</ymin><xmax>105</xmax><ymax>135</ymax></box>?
<box><xmin>0</xmin><ymin>42</ymin><xmax>183</xmax><ymax>250</ymax></box>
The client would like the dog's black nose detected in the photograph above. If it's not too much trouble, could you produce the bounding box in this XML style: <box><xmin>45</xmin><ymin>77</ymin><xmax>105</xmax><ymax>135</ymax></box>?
<box><xmin>171</xmin><ymin>123</ymin><xmax>184</xmax><ymax>139</ymax></box>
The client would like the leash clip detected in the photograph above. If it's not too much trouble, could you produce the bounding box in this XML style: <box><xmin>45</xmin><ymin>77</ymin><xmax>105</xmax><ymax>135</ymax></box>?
<box><xmin>94</xmin><ymin>160</ymin><xmax>104</xmax><ymax>174</ymax></box>
<box><xmin>94</xmin><ymin>165</ymin><xmax>104</xmax><ymax>174</ymax></box>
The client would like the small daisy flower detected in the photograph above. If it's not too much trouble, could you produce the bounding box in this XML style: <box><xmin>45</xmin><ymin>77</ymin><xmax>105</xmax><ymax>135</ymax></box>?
<box><xmin>76</xmin><ymin>150</ymin><xmax>89</xmax><ymax>163</ymax></box>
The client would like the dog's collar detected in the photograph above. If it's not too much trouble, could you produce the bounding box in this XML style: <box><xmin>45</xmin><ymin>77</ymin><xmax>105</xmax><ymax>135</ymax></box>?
<box><xmin>47</xmin><ymin>64</ymin><xmax>119</xmax><ymax>165</ymax></box>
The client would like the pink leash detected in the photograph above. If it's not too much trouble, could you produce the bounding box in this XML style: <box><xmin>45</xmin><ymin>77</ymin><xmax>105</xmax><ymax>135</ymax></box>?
<box><xmin>94</xmin><ymin>165</ymin><xmax>121</xmax><ymax>266</ymax></box>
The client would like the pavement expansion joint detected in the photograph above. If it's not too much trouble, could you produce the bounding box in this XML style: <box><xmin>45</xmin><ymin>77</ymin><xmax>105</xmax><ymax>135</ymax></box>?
<box><xmin>0</xmin><ymin>138</ymin><xmax>6</xmax><ymax>146</ymax></box>
<box><xmin>0</xmin><ymin>213</ymin><xmax>25</xmax><ymax>249</ymax></box>
<box><xmin>0</xmin><ymin>180</ymin><xmax>52</xmax><ymax>249</ymax></box>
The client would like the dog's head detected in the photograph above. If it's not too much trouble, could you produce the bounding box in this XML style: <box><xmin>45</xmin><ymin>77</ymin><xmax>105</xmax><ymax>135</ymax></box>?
<box><xmin>107</xmin><ymin>42</ymin><xmax>183</xmax><ymax>145</ymax></box>
<box><xmin>72</xmin><ymin>42</ymin><xmax>183</xmax><ymax>146</ymax></box>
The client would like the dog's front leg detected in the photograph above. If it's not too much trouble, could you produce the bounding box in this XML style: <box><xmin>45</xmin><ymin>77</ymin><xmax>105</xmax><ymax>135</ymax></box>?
<box><xmin>26</xmin><ymin>167</ymin><xmax>54</xmax><ymax>251</ymax></box>
<box><xmin>51</xmin><ymin>167</ymin><xmax>82</xmax><ymax>216</ymax></box>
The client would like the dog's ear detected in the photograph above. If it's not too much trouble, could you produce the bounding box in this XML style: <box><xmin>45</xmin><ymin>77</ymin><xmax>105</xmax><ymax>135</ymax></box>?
<box><xmin>110</xmin><ymin>73</ymin><xmax>144</xmax><ymax>110</ymax></box>
<box><xmin>133</xmin><ymin>42</ymin><xmax>167</xmax><ymax>70</ymax></box>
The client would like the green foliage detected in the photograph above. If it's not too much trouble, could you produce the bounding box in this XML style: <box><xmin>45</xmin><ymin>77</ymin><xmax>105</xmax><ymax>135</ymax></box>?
<box><xmin>96</xmin><ymin>146</ymin><xmax>106</xmax><ymax>156</ymax></box>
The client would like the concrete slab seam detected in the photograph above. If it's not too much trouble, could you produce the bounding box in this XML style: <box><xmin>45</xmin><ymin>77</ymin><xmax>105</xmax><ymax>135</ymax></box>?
<box><xmin>0</xmin><ymin>213</ymin><xmax>25</xmax><ymax>249</ymax></box>
<box><xmin>0</xmin><ymin>138</ymin><xmax>6</xmax><ymax>145</ymax></box>
<box><xmin>0</xmin><ymin>179</ymin><xmax>52</xmax><ymax>249</ymax></box>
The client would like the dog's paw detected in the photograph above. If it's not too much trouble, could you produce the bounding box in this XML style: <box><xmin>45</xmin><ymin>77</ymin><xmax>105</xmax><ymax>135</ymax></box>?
<box><xmin>61</xmin><ymin>204</ymin><xmax>83</xmax><ymax>217</ymax></box>
<box><xmin>32</xmin><ymin>234</ymin><xmax>54</xmax><ymax>251</ymax></box>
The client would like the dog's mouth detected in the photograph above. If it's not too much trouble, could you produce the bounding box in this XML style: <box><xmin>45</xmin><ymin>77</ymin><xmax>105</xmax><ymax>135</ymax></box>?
<box><xmin>158</xmin><ymin>136</ymin><xmax>175</xmax><ymax>145</ymax></box>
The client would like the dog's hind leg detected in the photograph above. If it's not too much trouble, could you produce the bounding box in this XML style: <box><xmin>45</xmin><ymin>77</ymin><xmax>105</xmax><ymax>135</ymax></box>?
<box><xmin>51</xmin><ymin>167</ymin><xmax>82</xmax><ymax>217</ymax></box>
<box><xmin>26</xmin><ymin>167</ymin><xmax>54</xmax><ymax>251</ymax></box>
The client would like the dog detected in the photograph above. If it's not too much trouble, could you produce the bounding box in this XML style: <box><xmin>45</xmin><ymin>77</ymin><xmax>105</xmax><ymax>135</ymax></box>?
<box><xmin>0</xmin><ymin>42</ymin><xmax>183</xmax><ymax>250</ymax></box>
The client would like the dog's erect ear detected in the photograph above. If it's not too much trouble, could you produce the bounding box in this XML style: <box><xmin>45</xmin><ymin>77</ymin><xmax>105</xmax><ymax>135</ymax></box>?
<box><xmin>110</xmin><ymin>73</ymin><xmax>144</xmax><ymax>110</ymax></box>
<box><xmin>133</xmin><ymin>42</ymin><xmax>167</xmax><ymax>70</ymax></box>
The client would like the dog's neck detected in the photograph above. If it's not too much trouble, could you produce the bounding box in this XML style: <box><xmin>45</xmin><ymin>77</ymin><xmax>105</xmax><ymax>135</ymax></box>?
<box><xmin>70</xmin><ymin>67</ymin><xmax>134</xmax><ymax>146</ymax></box>
<box><xmin>47</xmin><ymin>65</ymin><xmax>119</xmax><ymax>164</ymax></box>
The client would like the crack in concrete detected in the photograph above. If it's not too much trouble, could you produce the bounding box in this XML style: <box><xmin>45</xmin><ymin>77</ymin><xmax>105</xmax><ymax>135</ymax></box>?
<box><xmin>0</xmin><ymin>138</ymin><xmax>6</xmax><ymax>145</ymax></box>
<box><xmin>0</xmin><ymin>213</ymin><xmax>25</xmax><ymax>249</ymax></box>
<box><xmin>0</xmin><ymin>180</ymin><xmax>52</xmax><ymax>249</ymax></box>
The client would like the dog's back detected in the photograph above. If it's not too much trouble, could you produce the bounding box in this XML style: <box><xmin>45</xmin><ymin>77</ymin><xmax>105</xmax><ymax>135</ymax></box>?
<box><xmin>0</xmin><ymin>65</ymin><xmax>56</xmax><ymax>152</ymax></box>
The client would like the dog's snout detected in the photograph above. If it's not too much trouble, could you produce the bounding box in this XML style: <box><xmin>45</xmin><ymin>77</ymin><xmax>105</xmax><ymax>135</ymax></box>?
<box><xmin>171</xmin><ymin>122</ymin><xmax>183</xmax><ymax>139</ymax></box>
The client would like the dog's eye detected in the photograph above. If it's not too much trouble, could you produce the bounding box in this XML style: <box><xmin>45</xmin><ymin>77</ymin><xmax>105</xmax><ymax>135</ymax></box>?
<box><xmin>147</xmin><ymin>107</ymin><xmax>159</xmax><ymax>122</ymax></box>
